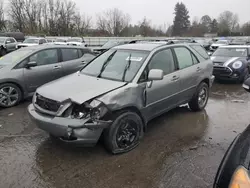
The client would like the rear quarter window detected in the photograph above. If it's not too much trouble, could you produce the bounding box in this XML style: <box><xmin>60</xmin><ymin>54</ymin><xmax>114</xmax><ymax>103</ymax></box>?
<box><xmin>190</xmin><ymin>45</ymin><xmax>209</xmax><ymax>61</ymax></box>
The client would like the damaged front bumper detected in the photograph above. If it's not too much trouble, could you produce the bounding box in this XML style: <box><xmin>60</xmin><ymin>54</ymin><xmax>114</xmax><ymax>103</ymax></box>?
<box><xmin>28</xmin><ymin>104</ymin><xmax>112</xmax><ymax>145</ymax></box>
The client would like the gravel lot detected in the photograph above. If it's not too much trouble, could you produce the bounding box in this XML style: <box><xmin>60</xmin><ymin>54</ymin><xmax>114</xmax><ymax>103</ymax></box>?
<box><xmin>0</xmin><ymin>82</ymin><xmax>250</xmax><ymax>188</ymax></box>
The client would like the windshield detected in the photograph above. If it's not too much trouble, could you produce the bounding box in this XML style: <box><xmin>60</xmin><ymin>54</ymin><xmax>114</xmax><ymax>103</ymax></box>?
<box><xmin>0</xmin><ymin>49</ymin><xmax>33</xmax><ymax>65</ymax></box>
<box><xmin>81</xmin><ymin>49</ymin><xmax>149</xmax><ymax>82</ymax></box>
<box><xmin>102</xmin><ymin>41</ymin><xmax>120</xmax><ymax>48</ymax></box>
<box><xmin>68</xmin><ymin>38</ymin><xmax>82</xmax><ymax>42</ymax></box>
<box><xmin>215</xmin><ymin>40</ymin><xmax>228</xmax><ymax>44</ymax></box>
<box><xmin>23</xmin><ymin>38</ymin><xmax>39</xmax><ymax>44</ymax></box>
<box><xmin>55</xmin><ymin>39</ymin><xmax>66</xmax><ymax>42</ymax></box>
<box><xmin>0</xmin><ymin>38</ymin><xmax>6</xmax><ymax>43</ymax></box>
<box><xmin>213</xmin><ymin>48</ymin><xmax>248</xmax><ymax>57</ymax></box>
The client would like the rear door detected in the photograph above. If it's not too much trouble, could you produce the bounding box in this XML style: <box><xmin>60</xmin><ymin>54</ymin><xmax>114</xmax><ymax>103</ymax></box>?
<box><xmin>60</xmin><ymin>48</ymin><xmax>93</xmax><ymax>75</ymax></box>
<box><xmin>173</xmin><ymin>46</ymin><xmax>201</xmax><ymax>102</ymax></box>
<box><xmin>23</xmin><ymin>48</ymin><xmax>63</xmax><ymax>92</ymax></box>
<box><xmin>143</xmin><ymin>48</ymin><xmax>181</xmax><ymax>119</ymax></box>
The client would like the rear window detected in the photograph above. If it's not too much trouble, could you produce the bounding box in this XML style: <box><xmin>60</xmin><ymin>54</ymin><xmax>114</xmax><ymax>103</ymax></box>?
<box><xmin>61</xmin><ymin>48</ymin><xmax>79</xmax><ymax>61</ymax></box>
<box><xmin>190</xmin><ymin>45</ymin><xmax>209</xmax><ymax>60</ymax></box>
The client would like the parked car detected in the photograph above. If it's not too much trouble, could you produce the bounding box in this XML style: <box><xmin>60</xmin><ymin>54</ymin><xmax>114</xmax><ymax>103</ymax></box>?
<box><xmin>0</xmin><ymin>37</ymin><xmax>18</xmax><ymax>56</ymax></box>
<box><xmin>210</xmin><ymin>40</ymin><xmax>230</xmax><ymax>52</ymax></box>
<box><xmin>0</xmin><ymin>45</ymin><xmax>96</xmax><ymax>108</ymax></box>
<box><xmin>93</xmin><ymin>40</ymin><xmax>130</xmax><ymax>55</ymax></box>
<box><xmin>67</xmin><ymin>37</ymin><xmax>87</xmax><ymax>47</ymax></box>
<box><xmin>28</xmin><ymin>42</ymin><xmax>214</xmax><ymax>154</ymax></box>
<box><xmin>230</xmin><ymin>38</ymin><xmax>250</xmax><ymax>45</ymax></box>
<box><xmin>53</xmin><ymin>38</ymin><xmax>68</xmax><ymax>45</ymax></box>
<box><xmin>17</xmin><ymin>38</ymin><xmax>47</xmax><ymax>48</ymax></box>
<box><xmin>214</xmin><ymin>80</ymin><xmax>250</xmax><ymax>187</ymax></box>
<box><xmin>195</xmin><ymin>39</ymin><xmax>211</xmax><ymax>51</ymax></box>
<box><xmin>0</xmin><ymin>32</ymin><xmax>25</xmax><ymax>42</ymax></box>
<box><xmin>211</xmin><ymin>45</ymin><xmax>250</xmax><ymax>82</ymax></box>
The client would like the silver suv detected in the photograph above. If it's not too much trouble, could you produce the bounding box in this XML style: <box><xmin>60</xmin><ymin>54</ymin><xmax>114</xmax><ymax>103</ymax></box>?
<box><xmin>28</xmin><ymin>43</ymin><xmax>214</xmax><ymax>154</ymax></box>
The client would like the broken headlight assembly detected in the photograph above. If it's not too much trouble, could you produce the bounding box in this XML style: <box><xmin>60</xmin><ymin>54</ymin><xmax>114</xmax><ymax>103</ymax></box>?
<box><xmin>70</xmin><ymin>99</ymin><xmax>109</xmax><ymax>121</ymax></box>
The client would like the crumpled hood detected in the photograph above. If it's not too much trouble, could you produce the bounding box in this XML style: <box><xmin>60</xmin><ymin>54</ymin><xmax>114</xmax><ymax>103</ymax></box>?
<box><xmin>36</xmin><ymin>73</ymin><xmax>126</xmax><ymax>104</ymax></box>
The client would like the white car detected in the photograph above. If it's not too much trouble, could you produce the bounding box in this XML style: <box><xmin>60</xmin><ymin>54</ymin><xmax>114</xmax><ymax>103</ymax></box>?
<box><xmin>210</xmin><ymin>40</ymin><xmax>229</xmax><ymax>52</ymax></box>
<box><xmin>67</xmin><ymin>37</ymin><xmax>87</xmax><ymax>47</ymax></box>
<box><xmin>17</xmin><ymin>38</ymin><xmax>47</xmax><ymax>49</ymax></box>
<box><xmin>53</xmin><ymin>38</ymin><xmax>68</xmax><ymax>45</ymax></box>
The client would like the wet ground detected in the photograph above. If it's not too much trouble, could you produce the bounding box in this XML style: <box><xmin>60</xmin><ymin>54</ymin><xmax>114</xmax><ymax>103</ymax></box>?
<box><xmin>1</xmin><ymin>82</ymin><xmax>250</xmax><ymax>188</ymax></box>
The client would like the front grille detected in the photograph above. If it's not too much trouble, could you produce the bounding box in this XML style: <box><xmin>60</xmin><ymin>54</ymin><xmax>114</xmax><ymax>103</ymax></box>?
<box><xmin>213</xmin><ymin>66</ymin><xmax>232</xmax><ymax>76</ymax></box>
<box><xmin>35</xmin><ymin>94</ymin><xmax>60</xmax><ymax>113</ymax></box>
<box><xmin>213</xmin><ymin>61</ymin><xmax>224</xmax><ymax>66</ymax></box>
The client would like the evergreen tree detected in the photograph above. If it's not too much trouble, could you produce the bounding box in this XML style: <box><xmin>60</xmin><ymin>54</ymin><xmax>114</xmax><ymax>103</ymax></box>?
<box><xmin>172</xmin><ymin>2</ymin><xmax>190</xmax><ymax>36</ymax></box>
<box><xmin>210</xmin><ymin>19</ymin><xmax>218</xmax><ymax>33</ymax></box>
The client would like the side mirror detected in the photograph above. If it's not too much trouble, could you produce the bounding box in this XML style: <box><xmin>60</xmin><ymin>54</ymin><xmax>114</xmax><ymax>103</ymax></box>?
<box><xmin>26</xmin><ymin>61</ymin><xmax>37</xmax><ymax>68</ymax></box>
<box><xmin>243</xmin><ymin>77</ymin><xmax>250</xmax><ymax>92</ymax></box>
<box><xmin>148</xmin><ymin>69</ymin><xmax>164</xmax><ymax>81</ymax></box>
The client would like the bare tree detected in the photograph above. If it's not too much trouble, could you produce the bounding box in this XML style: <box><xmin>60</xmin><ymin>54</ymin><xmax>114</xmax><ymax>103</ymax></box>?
<box><xmin>97</xmin><ymin>8</ymin><xmax>130</xmax><ymax>36</ymax></box>
<box><xmin>8</xmin><ymin>0</ymin><xmax>27</xmax><ymax>32</ymax></box>
<box><xmin>73</xmin><ymin>13</ymin><xmax>91</xmax><ymax>36</ymax></box>
<box><xmin>218</xmin><ymin>11</ymin><xmax>239</xmax><ymax>34</ymax></box>
<box><xmin>0</xmin><ymin>0</ymin><xmax>5</xmax><ymax>31</ymax></box>
<box><xmin>139</xmin><ymin>17</ymin><xmax>151</xmax><ymax>36</ymax></box>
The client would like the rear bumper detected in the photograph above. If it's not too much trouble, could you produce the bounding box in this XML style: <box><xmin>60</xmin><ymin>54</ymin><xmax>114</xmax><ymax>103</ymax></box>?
<box><xmin>28</xmin><ymin>104</ymin><xmax>112</xmax><ymax>145</ymax></box>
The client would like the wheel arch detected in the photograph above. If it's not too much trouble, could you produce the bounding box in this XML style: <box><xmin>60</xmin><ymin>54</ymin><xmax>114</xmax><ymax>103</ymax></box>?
<box><xmin>200</xmin><ymin>78</ymin><xmax>210</xmax><ymax>87</ymax></box>
<box><xmin>112</xmin><ymin>106</ymin><xmax>147</xmax><ymax>132</ymax></box>
<box><xmin>0</xmin><ymin>81</ymin><xmax>24</xmax><ymax>99</ymax></box>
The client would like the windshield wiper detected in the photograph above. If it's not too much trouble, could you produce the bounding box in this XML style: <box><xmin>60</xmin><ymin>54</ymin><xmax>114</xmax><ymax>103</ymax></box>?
<box><xmin>97</xmin><ymin>50</ymin><xmax>117</xmax><ymax>78</ymax></box>
<box><xmin>122</xmin><ymin>54</ymin><xmax>132</xmax><ymax>82</ymax></box>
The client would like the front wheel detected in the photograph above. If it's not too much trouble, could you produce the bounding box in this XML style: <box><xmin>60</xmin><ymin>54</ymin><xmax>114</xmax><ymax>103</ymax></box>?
<box><xmin>189</xmin><ymin>82</ymin><xmax>209</xmax><ymax>112</ymax></box>
<box><xmin>0</xmin><ymin>83</ymin><xmax>22</xmax><ymax>108</ymax></box>
<box><xmin>104</xmin><ymin>111</ymin><xmax>144</xmax><ymax>154</ymax></box>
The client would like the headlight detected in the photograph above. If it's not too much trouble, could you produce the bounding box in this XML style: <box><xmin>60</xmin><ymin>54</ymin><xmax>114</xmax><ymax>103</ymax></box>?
<box><xmin>71</xmin><ymin>99</ymin><xmax>108</xmax><ymax>120</ymax></box>
<box><xmin>229</xmin><ymin>166</ymin><xmax>250</xmax><ymax>188</ymax></box>
<box><xmin>232</xmin><ymin>61</ymin><xmax>243</xmax><ymax>69</ymax></box>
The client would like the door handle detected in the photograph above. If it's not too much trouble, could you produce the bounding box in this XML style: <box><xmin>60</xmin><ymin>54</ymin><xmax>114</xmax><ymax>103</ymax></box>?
<box><xmin>197</xmin><ymin>67</ymin><xmax>202</xmax><ymax>72</ymax></box>
<box><xmin>171</xmin><ymin>75</ymin><xmax>179</xmax><ymax>81</ymax></box>
<box><xmin>53</xmin><ymin>65</ymin><xmax>61</xmax><ymax>70</ymax></box>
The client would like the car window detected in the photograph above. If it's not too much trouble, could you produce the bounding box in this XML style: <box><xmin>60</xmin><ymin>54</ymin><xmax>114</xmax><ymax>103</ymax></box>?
<box><xmin>190</xmin><ymin>45</ymin><xmax>209</xmax><ymax>59</ymax></box>
<box><xmin>29</xmin><ymin>49</ymin><xmax>58</xmax><ymax>66</ymax></box>
<box><xmin>174</xmin><ymin>47</ymin><xmax>194</xmax><ymax>69</ymax></box>
<box><xmin>191</xmin><ymin>54</ymin><xmax>199</xmax><ymax>64</ymax></box>
<box><xmin>61</xmin><ymin>48</ymin><xmax>79</xmax><ymax>61</ymax></box>
<box><xmin>78</xmin><ymin>49</ymin><xmax>83</xmax><ymax>57</ymax></box>
<box><xmin>6</xmin><ymin>38</ymin><xmax>11</xmax><ymax>43</ymax></box>
<box><xmin>9</xmin><ymin>38</ymin><xmax>16</xmax><ymax>43</ymax></box>
<box><xmin>148</xmin><ymin>49</ymin><xmax>175</xmax><ymax>75</ymax></box>
<box><xmin>82</xmin><ymin>53</ymin><xmax>95</xmax><ymax>59</ymax></box>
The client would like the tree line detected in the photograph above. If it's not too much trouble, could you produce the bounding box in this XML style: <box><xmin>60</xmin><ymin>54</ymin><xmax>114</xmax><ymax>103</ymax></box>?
<box><xmin>0</xmin><ymin>0</ymin><xmax>249</xmax><ymax>37</ymax></box>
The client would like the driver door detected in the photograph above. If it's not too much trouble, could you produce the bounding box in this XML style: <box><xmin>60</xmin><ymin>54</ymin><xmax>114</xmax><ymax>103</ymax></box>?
<box><xmin>23</xmin><ymin>49</ymin><xmax>63</xmax><ymax>93</ymax></box>
<box><xmin>143</xmin><ymin>48</ymin><xmax>181</xmax><ymax>119</ymax></box>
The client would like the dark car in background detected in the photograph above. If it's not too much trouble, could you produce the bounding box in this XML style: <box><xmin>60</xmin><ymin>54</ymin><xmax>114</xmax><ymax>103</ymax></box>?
<box><xmin>0</xmin><ymin>37</ymin><xmax>18</xmax><ymax>56</ymax></box>
<box><xmin>211</xmin><ymin>45</ymin><xmax>250</xmax><ymax>82</ymax></box>
<box><xmin>0</xmin><ymin>45</ymin><xmax>95</xmax><ymax>108</ymax></box>
<box><xmin>0</xmin><ymin>32</ymin><xmax>25</xmax><ymax>42</ymax></box>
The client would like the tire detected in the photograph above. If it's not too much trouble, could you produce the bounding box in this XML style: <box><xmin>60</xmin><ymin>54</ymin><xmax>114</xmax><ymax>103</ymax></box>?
<box><xmin>0</xmin><ymin>83</ymin><xmax>22</xmax><ymax>108</ymax></box>
<box><xmin>0</xmin><ymin>47</ymin><xmax>6</xmax><ymax>56</ymax></box>
<box><xmin>103</xmin><ymin>111</ymin><xmax>144</xmax><ymax>154</ymax></box>
<box><xmin>239</xmin><ymin>69</ymin><xmax>249</xmax><ymax>83</ymax></box>
<box><xmin>189</xmin><ymin>82</ymin><xmax>209</xmax><ymax>112</ymax></box>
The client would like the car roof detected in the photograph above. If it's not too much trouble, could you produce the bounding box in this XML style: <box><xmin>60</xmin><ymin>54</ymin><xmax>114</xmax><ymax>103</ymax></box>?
<box><xmin>113</xmin><ymin>43</ymin><xmax>167</xmax><ymax>51</ymax></box>
<box><xmin>21</xmin><ymin>44</ymin><xmax>88</xmax><ymax>51</ymax></box>
<box><xmin>220</xmin><ymin>45</ymin><xmax>250</xmax><ymax>48</ymax></box>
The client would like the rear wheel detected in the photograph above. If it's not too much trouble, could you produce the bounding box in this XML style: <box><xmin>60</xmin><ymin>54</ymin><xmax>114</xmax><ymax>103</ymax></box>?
<box><xmin>104</xmin><ymin>111</ymin><xmax>144</xmax><ymax>154</ymax></box>
<box><xmin>0</xmin><ymin>83</ymin><xmax>22</xmax><ymax>108</ymax></box>
<box><xmin>189</xmin><ymin>82</ymin><xmax>209</xmax><ymax>112</ymax></box>
<box><xmin>0</xmin><ymin>47</ymin><xmax>6</xmax><ymax>56</ymax></box>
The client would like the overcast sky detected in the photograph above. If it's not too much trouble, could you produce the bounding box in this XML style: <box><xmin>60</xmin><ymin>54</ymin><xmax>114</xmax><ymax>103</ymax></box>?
<box><xmin>73</xmin><ymin>0</ymin><xmax>250</xmax><ymax>28</ymax></box>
